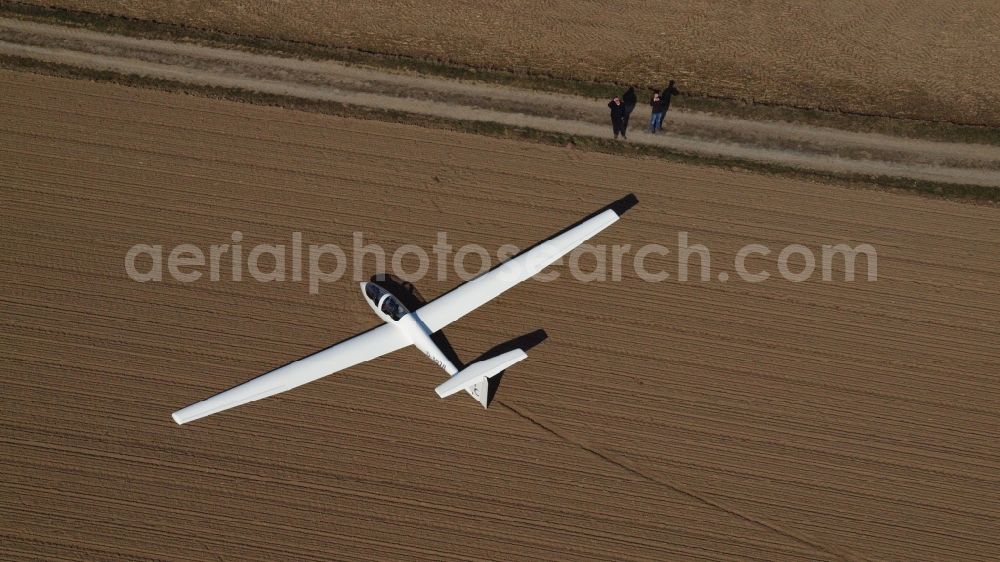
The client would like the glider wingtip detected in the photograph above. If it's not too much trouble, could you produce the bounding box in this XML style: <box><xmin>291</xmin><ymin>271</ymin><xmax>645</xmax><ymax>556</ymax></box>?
<box><xmin>610</xmin><ymin>193</ymin><xmax>639</xmax><ymax>216</ymax></box>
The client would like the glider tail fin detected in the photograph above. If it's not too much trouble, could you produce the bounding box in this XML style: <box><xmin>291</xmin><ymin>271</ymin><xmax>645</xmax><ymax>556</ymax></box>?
<box><xmin>435</xmin><ymin>349</ymin><xmax>528</xmax><ymax>408</ymax></box>
<box><xmin>466</xmin><ymin>378</ymin><xmax>490</xmax><ymax>408</ymax></box>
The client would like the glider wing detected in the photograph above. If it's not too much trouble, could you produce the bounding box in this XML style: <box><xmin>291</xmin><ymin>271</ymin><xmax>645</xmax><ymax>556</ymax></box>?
<box><xmin>172</xmin><ymin>323</ymin><xmax>410</xmax><ymax>424</ymax></box>
<box><xmin>414</xmin><ymin>208</ymin><xmax>620</xmax><ymax>333</ymax></box>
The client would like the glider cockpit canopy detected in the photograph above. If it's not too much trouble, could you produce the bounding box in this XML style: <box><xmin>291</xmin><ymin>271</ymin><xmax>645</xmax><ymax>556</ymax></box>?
<box><xmin>365</xmin><ymin>282</ymin><xmax>409</xmax><ymax>321</ymax></box>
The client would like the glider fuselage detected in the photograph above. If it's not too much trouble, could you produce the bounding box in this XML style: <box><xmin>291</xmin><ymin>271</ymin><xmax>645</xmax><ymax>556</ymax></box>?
<box><xmin>361</xmin><ymin>282</ymin><xmax>458</xmax><ymax>375</ymax></box>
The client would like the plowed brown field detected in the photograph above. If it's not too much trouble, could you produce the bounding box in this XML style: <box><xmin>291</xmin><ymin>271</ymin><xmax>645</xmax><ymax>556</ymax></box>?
<box><xmin>19</xmin><ymin>1</ymin><xmax>1000</xmax><ymax>126</ymax></box>
<box><xmin>3</xmin><ymin>70</ymin><xmax>1000</xmax><ymax>561</ymax></box>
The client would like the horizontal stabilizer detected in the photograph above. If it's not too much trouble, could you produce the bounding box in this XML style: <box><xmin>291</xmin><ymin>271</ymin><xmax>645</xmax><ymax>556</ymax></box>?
<box><xmin>435</xmin><ymin>349</ymin><xmax>527</xmax><ymax>402</ymax></box>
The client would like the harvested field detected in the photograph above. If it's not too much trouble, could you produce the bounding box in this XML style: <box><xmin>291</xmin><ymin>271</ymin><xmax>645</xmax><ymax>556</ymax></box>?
<box><xmin>15</xmin><ymin>0</ymin><xmax>1000</xmax><ymax>126</ymax></box>
<box><xmin>4</xmin><ymin>16</ymin><xmax>1000</xmax><ymax>194</ymax></box>
<box><xmin>3</xmin><ymin>70</ymin><xmax>1000</xmax><ymax>560</ymax></box>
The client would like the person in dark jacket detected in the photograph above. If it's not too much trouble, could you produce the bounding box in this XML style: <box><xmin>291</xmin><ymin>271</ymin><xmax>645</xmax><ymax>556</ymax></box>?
<box><xmin>621</xmin><ymin>86</ymin><xmax>637</xmax><ymax>138</ymax></box>
<box><xmin>608</xmin><ymin>96</ymin><xmax>626</xmax><ymax>139</ymax></box>
<box><xmin>649</xmin><ymin>80</ymin><xmax>679</xmax><ymax>133</ymax></box>
<box><xmin>649</xmin><ymin>90</ymin><xmax>667</xmax><ymax>133</ymax></box>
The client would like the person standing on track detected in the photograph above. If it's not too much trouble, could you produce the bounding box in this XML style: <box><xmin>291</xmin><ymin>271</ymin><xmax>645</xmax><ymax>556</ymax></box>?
<box><xmin>621</xmin><ymin>86</ymin><xmax>637</xmax><ymax>139</ymax></box>
<box><xmin>608</xmin><ymin>96</ymin><xmax>627</xmax><ymax>139</ymax></box>
<box><xmin>649</xmin><ymin>90</ymin><xmax>667</xmax><ymax>133</ymax></box>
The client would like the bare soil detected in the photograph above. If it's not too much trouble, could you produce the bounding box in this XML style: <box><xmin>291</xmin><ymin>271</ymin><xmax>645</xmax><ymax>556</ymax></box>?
<box><xmin>16</xmin><ymin>0</ymin><xmax>1000</xmax><ymax>126</ymax></box>
<box><xmin>3</xmin><ymin>70</ymin><xmax>1000</xmax><ymax>560</ymax></box>
<box><xmin>2</xmin><ymin>17</ymin><xmax>1000</xmax><ymax>190</ymax></box>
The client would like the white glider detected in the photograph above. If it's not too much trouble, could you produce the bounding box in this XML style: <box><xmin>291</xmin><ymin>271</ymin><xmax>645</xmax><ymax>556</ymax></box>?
<box><xmin>172</xmin><ymin>199</ymin><xmax>633</xmax><ymax>424</ymax></box>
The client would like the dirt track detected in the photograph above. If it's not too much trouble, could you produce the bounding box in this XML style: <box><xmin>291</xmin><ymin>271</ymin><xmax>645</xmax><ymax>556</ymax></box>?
<box><xmin>3</xmin><ymin>70</ymin><xmax>1000</xmax><ymax>560</ymax></box>
<box><xmin>3</xmin><ymin>17</ymin><xmax>1000</xmax><ymax>188</ymax></box>
<box><xmin>19</xmin><ymin>0</ymin><xmax>1000</xmax><ymax>126</ymax></box>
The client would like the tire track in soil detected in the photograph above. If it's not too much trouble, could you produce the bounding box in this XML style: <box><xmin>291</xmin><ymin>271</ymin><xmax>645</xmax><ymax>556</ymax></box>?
<box><xmin>500</xmin><ymin>401</ymin><xmax>864</xmax><ymax>561</ymax></box>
